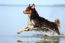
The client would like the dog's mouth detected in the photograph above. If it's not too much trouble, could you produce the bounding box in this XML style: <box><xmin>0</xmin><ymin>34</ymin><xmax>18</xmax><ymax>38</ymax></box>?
<box><xmin>23</xmin><ymin>10</ymin><xmax>32</xmax><ymax>15</ymax></box>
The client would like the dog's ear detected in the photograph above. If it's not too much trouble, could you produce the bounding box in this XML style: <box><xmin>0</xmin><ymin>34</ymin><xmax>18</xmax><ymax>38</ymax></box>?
<box><xmin>31</xmin><ymin>4</ymin><xmax>35</xmax><ymax>9</ymax></box>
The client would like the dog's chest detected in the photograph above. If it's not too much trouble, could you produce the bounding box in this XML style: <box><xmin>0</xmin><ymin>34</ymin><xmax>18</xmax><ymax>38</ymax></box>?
<box><xmin>27</xmin><ymin>16</ymin><xmax>35</xmax><ymax>28</ymax></box>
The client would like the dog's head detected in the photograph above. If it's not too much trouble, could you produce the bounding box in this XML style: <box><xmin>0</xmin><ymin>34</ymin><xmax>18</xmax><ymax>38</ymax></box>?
<box><xmin>23</xmin><ymin>4</ymin><xmax>35</xmax><ymax>15</ymax></box>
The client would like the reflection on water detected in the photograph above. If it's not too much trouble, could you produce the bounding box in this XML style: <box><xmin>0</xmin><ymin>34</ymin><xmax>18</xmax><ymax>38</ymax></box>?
<box><xmin>17</xmin><ymin>34</ymin><xmax>65</xmax><ymax>43</ymax></box>
<box><xmin>36</xmin><ymin>36</ymin><xmax>59</xmax><ymax>43</ymax></box>
<box><xmin>0</xmin><ymin>34</ymin><xmax>65</xmax><ymax>43</ymax></box>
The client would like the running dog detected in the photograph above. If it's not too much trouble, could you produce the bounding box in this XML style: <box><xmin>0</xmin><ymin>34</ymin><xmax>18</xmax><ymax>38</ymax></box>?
<box><xmin>17</xmin><ymin>4</ymin><xmax>60</xmax><ymax>36</ymax></box>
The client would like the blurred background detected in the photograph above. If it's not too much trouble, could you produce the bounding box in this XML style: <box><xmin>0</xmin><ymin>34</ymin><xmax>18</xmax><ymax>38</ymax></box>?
<box><xmin>0</xmin><ymin>0</ymin><xmax>65</xmax><ymax>43</ymax></box>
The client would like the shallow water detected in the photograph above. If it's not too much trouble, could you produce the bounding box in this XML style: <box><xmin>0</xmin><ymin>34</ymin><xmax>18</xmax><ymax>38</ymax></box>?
<box><xmin>17</xmin><ymin>33</ymin><xmax>65</xmax><ymax>43</ymax></box>
<box><xmin>0</xmin><ymin>33</ymin><xmax>65</xmax><ymax>43</ymax></box>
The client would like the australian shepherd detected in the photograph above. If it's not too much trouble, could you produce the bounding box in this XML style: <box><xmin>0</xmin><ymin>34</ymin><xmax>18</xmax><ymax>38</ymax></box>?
<box><xmin>17</xmin><ymin>4</ymin><xmax>60</xmax><ymax>36</ymax></box>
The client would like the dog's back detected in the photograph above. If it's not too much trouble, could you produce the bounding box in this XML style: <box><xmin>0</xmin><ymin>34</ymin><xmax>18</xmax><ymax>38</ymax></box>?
<box><xmin>32</xmin><ymin>15</ymin><xmax>60</xmax><ymax>35</ymax></box>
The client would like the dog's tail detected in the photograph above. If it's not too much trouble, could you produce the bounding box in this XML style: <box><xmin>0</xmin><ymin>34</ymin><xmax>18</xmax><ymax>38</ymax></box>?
<box><xmin>55</xmin><ymin>19</ymin><xmax>60</xmax><ymax>29</ymax></box>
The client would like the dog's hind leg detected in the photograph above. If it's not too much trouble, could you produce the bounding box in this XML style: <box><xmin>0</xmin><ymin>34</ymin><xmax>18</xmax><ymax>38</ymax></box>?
<box><xmin>55</xmin><ymin>28</ymin><xmax>60</xmax><ymax>35</ymax></box>
<box><xmin>17</xmin><ymin>27</ymin><xmax>30</xmax><ymax>34</ymax></box>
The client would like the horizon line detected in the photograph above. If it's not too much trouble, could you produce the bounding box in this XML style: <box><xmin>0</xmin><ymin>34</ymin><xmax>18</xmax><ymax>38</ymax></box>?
<box><xmin>0</xmin><ymin>4</ymin><xmax>65</xmax><ymax>7</ymax></box>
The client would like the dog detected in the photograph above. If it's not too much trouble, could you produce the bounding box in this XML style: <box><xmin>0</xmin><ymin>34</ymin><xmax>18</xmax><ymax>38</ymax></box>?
<box><xmin>17</xmin><ymin>4</ymin><xmax>60</xmax><ymax>36</ymax></box>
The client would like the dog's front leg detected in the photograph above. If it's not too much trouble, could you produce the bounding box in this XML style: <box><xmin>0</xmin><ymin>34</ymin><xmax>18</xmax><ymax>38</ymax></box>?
<box><xmin>17</xmin><ymin>27</ymin><xmax>30</xmax><ymax>34</ymax></box>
